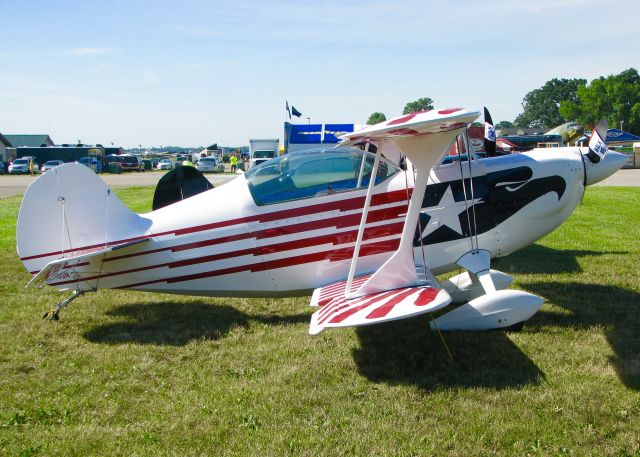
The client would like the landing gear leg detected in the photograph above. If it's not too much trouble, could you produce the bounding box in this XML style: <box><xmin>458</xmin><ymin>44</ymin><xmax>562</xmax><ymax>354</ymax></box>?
<box><xmin>42</xmin><ymin>290</ymin><xmax>85</xmax><ymax>321</ymax></box>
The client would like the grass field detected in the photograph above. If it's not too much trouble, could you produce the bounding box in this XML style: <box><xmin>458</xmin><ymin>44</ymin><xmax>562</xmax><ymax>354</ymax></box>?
<box><xmin>1</xmin><ymin>186</ymin><xmax>639</xmax><ymax>456</ymax></box>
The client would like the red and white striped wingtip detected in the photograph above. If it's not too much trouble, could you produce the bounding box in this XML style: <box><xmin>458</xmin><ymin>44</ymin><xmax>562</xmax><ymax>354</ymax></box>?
<box><xmin>309</xmin><ymin>285</ymin><xmax>451</xmax><ymax>335</ymax></box>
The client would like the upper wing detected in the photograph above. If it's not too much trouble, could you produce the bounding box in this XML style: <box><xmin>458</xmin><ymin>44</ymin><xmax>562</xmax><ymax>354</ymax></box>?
<box><xmin>339</xmin><ymin>108</ymin><xmax>479</xmax><ymax>146</ymax></box>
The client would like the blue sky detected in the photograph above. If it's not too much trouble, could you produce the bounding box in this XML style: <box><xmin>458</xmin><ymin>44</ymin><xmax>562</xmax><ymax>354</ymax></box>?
<box><xmin>1</xmin><ymin>0</ymin><xmax>637</xmax><ymax>147</ymax></box>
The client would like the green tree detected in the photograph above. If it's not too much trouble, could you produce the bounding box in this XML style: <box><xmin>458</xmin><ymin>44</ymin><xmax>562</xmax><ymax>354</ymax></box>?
<box><xmin>366</xmin><ymin>112</ymin><xmax>387</xmax><ymax>125</ymax></box>
<box><xmin>402</xmin><ymin>97</ymin><xmax>434</xmax><ymax>115</ymax></box>
<box><xmin>495</xmin><ymin>120</ymin><xmax>514</xmax><ymax>129</ymax></box>
<box><xmin>560</xmin><ymin>68</ymin><xmax>640</xmax><ymax>132</ymax></box>
<box><xmin>514</xmin><ymin>78</ymin><xmax>586</xmax><ymax>128</ymax></box>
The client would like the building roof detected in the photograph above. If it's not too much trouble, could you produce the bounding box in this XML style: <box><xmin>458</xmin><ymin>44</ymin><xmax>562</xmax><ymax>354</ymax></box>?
<box><xmin>4</xmin><ymin>134</ymin><xmax>55</xmax><ymax>148</ymax></box>
<box><xmin>0</xmin><ymin>133</ymin><xmax>11</xmax><ymax>148</ymax></box>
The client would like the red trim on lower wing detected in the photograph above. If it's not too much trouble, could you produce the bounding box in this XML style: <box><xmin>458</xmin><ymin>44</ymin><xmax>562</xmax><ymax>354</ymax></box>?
<box><xmin>365</xmin><ymin>289</ymin><xmax>418</xmax><ymax>319</ymax></box>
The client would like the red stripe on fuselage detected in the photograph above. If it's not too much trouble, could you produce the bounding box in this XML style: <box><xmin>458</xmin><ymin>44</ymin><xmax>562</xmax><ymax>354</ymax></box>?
<box><xmin>104</xmin><ymin>204</ymin><xmax>407</xmax><ymax>263</ymax></box>
<box><xmin>116</xmin><ymin>238</ymin><xmax>400</xmax><ymax>290</ymax></box>
<box><xmin>47</xmin><ymin>223</ymin><xmax>403</xmax><ymax>287</ymax></box>
<box><xmin>21</xmin><ymin>189</ymin><xmax>411</xmax><ymax>262</ymax></box>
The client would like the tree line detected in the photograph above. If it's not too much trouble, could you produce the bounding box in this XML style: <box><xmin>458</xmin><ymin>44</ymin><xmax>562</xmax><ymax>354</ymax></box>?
<box><xmin>368</xmin><ymin>68</ymin><xmax>640</xmax><ymax>133</ymax></box>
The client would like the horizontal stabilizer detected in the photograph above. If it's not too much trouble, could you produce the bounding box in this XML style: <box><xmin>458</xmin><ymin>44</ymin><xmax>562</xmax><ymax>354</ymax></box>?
<box><xmin>309</xmin><ymin>283</ymin><xmax>451</xmax><ymax>335</ymax></box>
<box><xmin>27</xmin><ymin>238</ymin><xmax>148</xmax><ymax>290</ymax></box>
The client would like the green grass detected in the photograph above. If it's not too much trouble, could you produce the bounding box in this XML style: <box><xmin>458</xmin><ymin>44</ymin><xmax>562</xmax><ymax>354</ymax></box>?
<box><xmin>1</xmin><ymin>187</ymin><xmax>639</xmax><ymax>456</ymax></box>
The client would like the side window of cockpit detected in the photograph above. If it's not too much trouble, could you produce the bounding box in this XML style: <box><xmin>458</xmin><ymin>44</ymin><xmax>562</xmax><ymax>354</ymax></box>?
<box><xmin>357</xmin><ymin>154</ymin><xmax>395</xmax><ymax>187</ymax></box>
<box><xmin>247</xmin><ymin>151</ymin><xmax>401</xmax><ymax>206</ymax></box>
<box><xmin>291</xmin><ymin>156</ymin><xmax>359</xmax><ymax>190</ymax></box>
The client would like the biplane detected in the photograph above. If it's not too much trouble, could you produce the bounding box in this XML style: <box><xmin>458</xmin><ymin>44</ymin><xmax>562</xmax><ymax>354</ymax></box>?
<box><xmin>17</xmin><ymin>108</ymin><xmax>626</xmax><ymax>333</ymax></box>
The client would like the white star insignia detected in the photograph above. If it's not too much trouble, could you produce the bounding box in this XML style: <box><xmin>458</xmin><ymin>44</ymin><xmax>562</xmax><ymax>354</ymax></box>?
<box><xmin>420</xmin><ymin>184</ymin><xmax>482</xmax><ymax>238</ymax></box>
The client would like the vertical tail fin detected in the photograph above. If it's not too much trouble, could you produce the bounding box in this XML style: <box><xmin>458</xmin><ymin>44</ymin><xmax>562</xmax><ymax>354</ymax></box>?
<box><xmin>17</xmin><ymin>163</ymin><xmax>151</xmax><ymax>275</ymax></box>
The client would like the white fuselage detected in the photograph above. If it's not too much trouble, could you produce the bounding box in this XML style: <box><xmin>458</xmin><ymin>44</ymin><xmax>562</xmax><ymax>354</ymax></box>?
<box><xmin>31</xmin><ymin>147</ymin><xmax>590</xmax><ymax>297</ymax></box>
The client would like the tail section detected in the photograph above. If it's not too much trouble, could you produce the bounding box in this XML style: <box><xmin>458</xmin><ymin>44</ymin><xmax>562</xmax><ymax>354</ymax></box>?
<box><xmin>17</xmin><ymin>163</ymin><xmax>151</xmax><ymax>275</ymax></box>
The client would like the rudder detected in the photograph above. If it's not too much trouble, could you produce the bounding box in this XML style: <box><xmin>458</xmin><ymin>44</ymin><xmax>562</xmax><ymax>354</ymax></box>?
<box><xmin>17</xmin><ymin>163</ymin><xmax>151</xmax><ymax>274</ymax></box>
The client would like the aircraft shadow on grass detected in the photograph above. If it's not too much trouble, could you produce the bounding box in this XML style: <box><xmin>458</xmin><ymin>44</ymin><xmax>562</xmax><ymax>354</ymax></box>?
<box><xmin>491</xmin><ymin>243</ymin><xmax>628</xmax><ymax>275</ymax></box>
<box><xmin>353</xmin><ymin>244</ymin><xmax>638</xmax><ymax>391</ymax></box>
<box><xmin>84</xmin><ymin>244</ymin><xmax>637</xmax><ymax>390</ymax></box>
<box><xmin>352</xmin><ymin>317</ymin><xmax>544</xmax><ymax>392</ymax></box>
<box><xmin>83</xmin><ymin>301</ymin><xmax>309</xmax><ymax>346</ymax></box>
<box><xmin>522</xmin><ymin>281</ymin><xmax>640</xmax><ymax>391</ymax></box>
<box><xmin>498</xmin><ymin>244</ymin><xmax>639</xmax><ymax>389</ymax></box>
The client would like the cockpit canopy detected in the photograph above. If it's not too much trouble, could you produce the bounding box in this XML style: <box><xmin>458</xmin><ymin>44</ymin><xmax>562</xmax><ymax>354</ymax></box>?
<box><xmin>245</xmin><ymin>147</ymin><xmax>401</xmax><ymax>206</ymax></box>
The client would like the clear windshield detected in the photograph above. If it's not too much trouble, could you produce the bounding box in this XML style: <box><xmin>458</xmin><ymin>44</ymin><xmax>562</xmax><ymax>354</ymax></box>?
<box><xmin>245</xmin><ymin>147</ymin><xmax>400</xmax><ymax>206</ymax></box>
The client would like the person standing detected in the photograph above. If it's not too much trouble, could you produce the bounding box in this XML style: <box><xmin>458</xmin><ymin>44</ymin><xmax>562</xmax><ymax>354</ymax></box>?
<box><xmin>28</xmin><ymin>159</ymin><xmax>34</xmax><ymax>175</ymax></box>
<box><xmin>230</xmin><ymin>154</ymin><xmax>237</xmax><ymax>173</ymax></box>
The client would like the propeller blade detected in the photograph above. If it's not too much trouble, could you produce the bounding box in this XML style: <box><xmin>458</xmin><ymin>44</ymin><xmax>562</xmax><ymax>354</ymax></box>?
<box><xmin>483</xmin><ymin>107</ymin><xmax>497</xmax><ymax>156</ymax></box>
<box><xmin>586</xmin><ymin>118</ymin><xmax>608</xmax><ymax>163</ymax></box>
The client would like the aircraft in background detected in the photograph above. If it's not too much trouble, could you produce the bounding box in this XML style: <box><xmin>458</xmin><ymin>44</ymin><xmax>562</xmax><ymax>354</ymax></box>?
<box><xmin>497</xmin><ymin>121</ymin><xmax>585</xmax><ymax>153</ymax></box>
<box><xmin>546</xmin><ymin>121</ymin><xmax>585</xmax><ymax>144</ymax></box>
<box><xmin>17</xmin><ymin>109</ymin><xmax>625</xmax><ymax>334</ymax></box>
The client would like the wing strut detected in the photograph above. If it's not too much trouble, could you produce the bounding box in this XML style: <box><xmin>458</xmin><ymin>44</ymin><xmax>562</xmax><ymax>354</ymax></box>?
<box><xmin>349</xmin><ymin>131</ymin><xmax>465</xmax><ymax>298</ymax></box>
<box><xmin>344</xmin><ymin>142</ymin><xmax>379</xmax><ymax>296</ymax></box>
<box><xmin>308</xmin><ymin>108</ymin><xmax>483</xmax><ymax>334</ymax></box>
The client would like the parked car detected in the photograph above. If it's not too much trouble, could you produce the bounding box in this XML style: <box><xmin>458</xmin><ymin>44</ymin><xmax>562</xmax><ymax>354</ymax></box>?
<box><xmin>196</xmin><ymin>157</ymin><xmax>225</xmax><ymax>173</ymax></box>
<box><xmin>9</xmin><ymin>158</ymin><xmax>39</xmax><ymax>174</ymax></box>
<box><xmin>119</xmin><ymin>155</ymin><xmax>144</xmax><ymax>172</ymax></box>
<box><xmin>77</xmin><ymin>156</ymin><xmax>102</xmax><ymax>173</ymax></box>
<box><xmin>41</xmin><ymin>160</ymin><xmax>64</xmax><ymax>173</ymax></box>
<box><xmin>156</xmin><ymin>158</ymin><xmax>173</xmax><ymax>170</ymax></box>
